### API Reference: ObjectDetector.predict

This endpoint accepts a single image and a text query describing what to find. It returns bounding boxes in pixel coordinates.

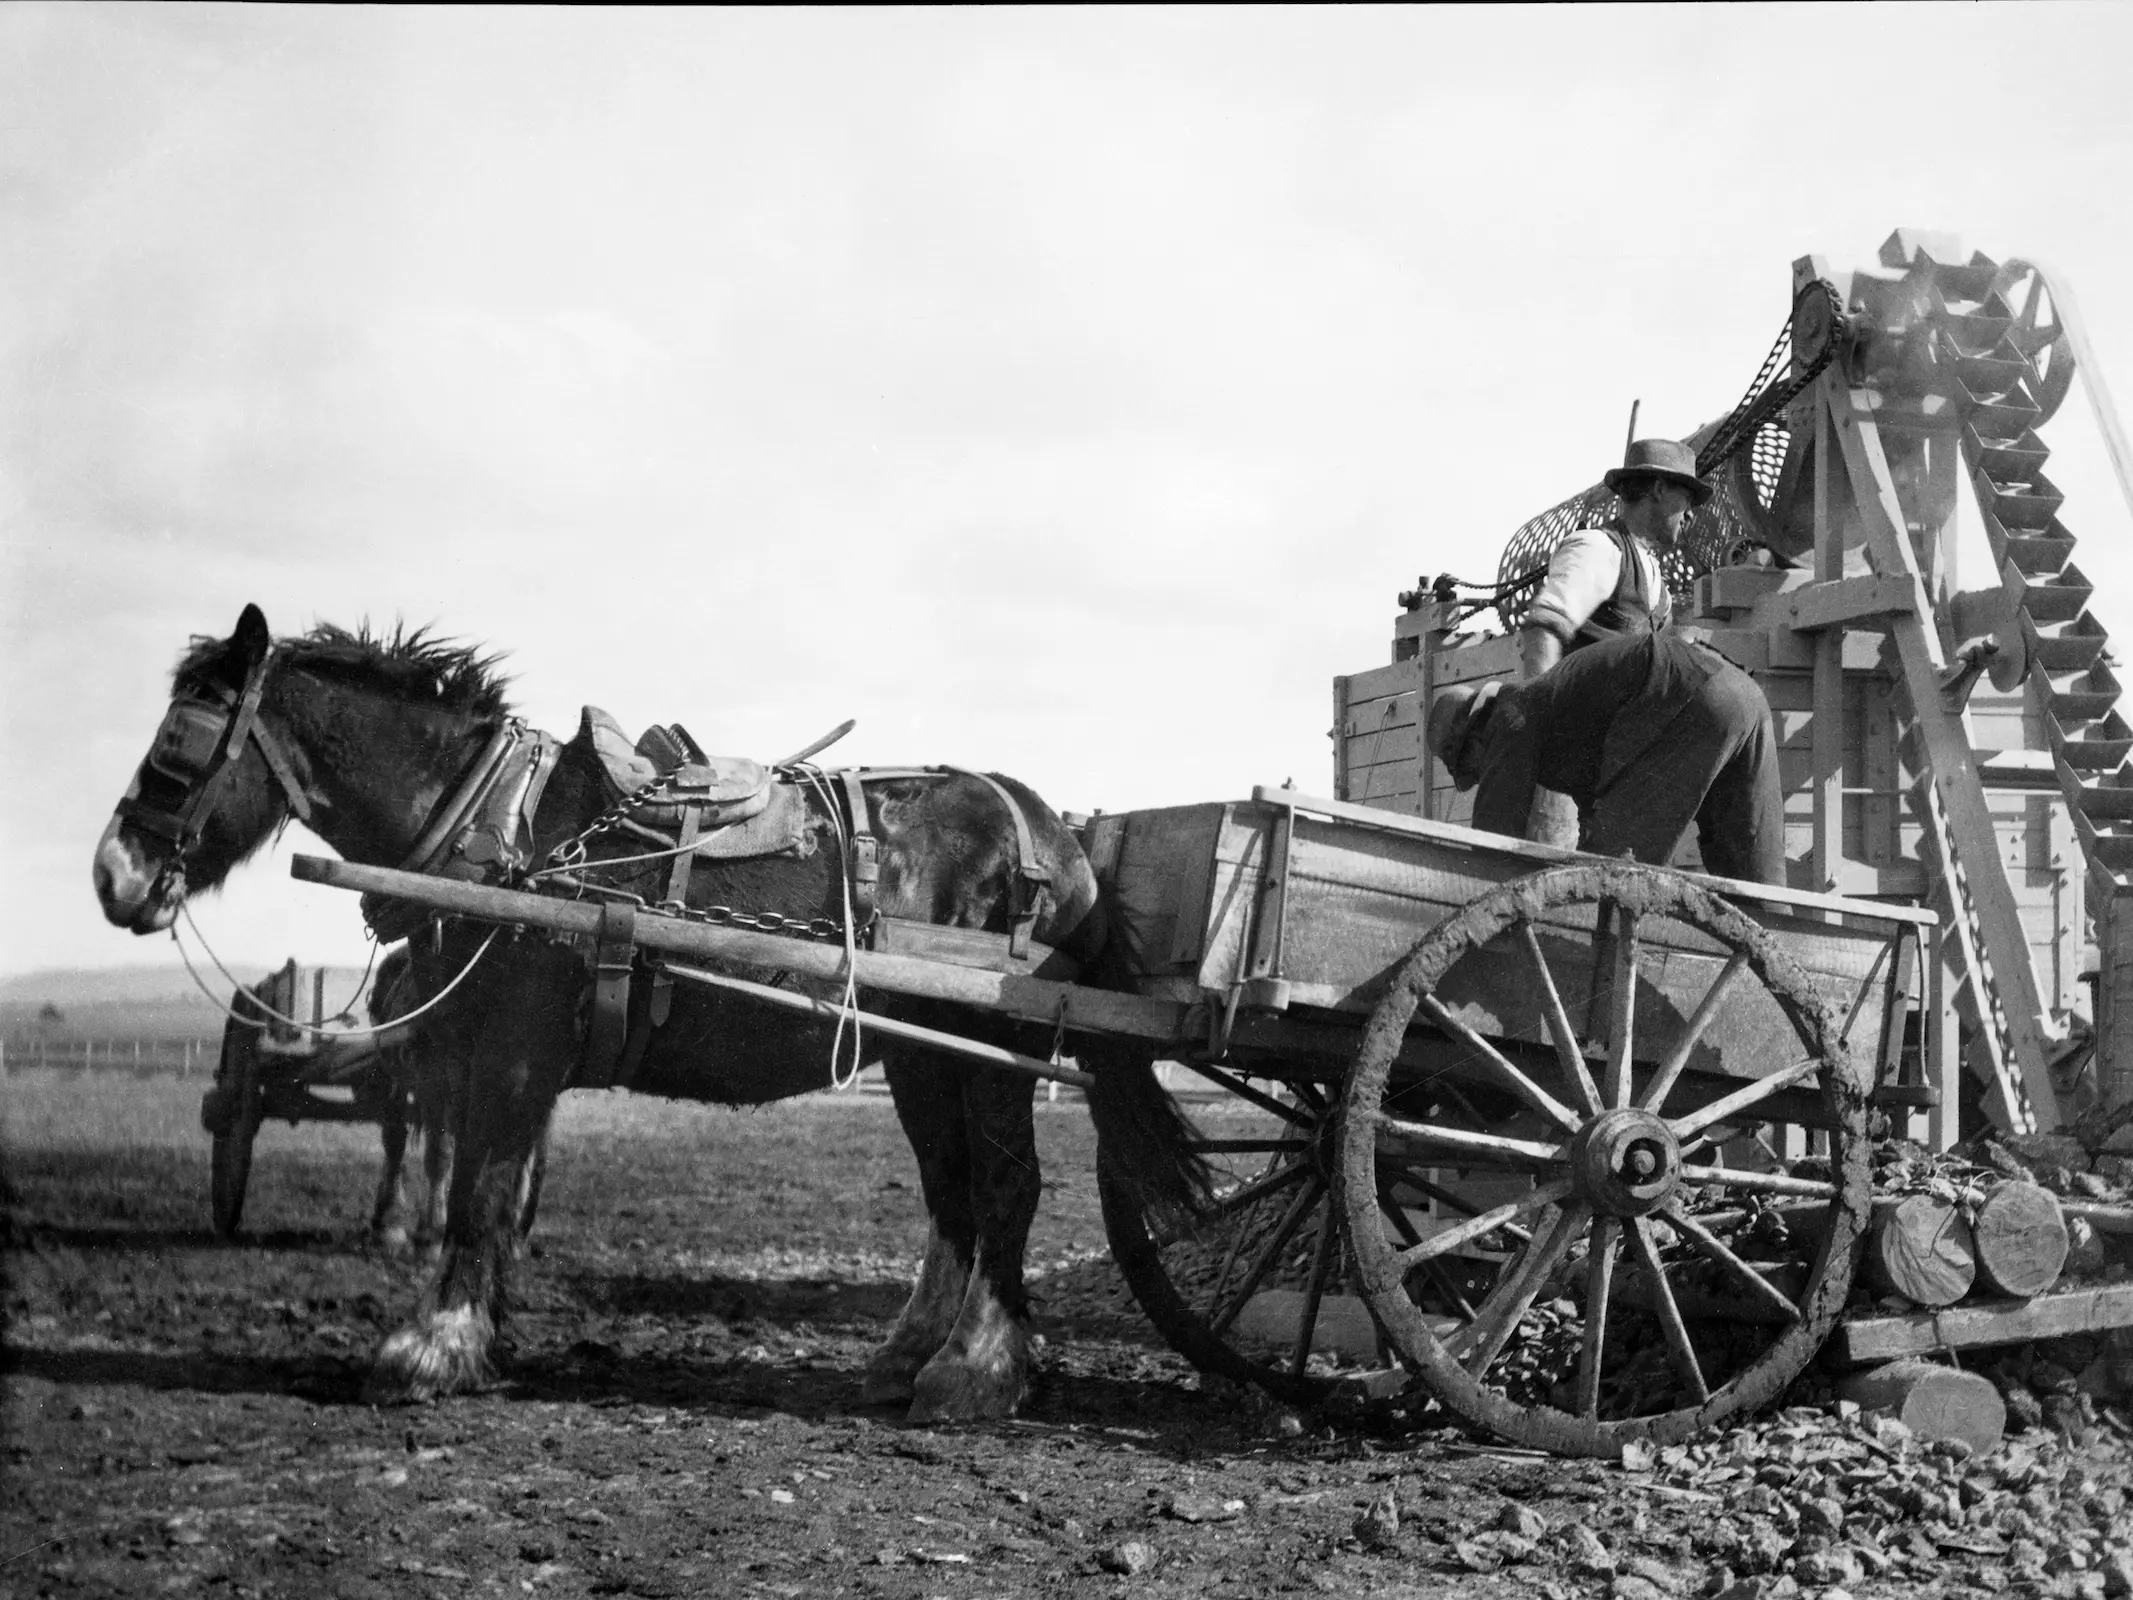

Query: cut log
[1840,1359,2006,1455]
[1865,1193,1976,1307]
[1972,1182,2069,1299]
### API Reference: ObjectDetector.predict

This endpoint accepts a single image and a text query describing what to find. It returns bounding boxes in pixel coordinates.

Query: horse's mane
[175,622,514,720]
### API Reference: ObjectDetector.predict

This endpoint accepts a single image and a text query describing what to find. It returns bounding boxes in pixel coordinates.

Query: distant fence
[2,1037,216,1076]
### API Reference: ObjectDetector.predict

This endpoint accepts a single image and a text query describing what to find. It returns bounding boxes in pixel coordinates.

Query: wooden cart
[199,960,415,1237]
[1083,787,1932,1454]
[294,788,1933,1456]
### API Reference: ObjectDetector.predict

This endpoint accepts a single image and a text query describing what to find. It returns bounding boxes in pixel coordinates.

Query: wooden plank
[1832,1282,2133,1365]
[290,855,1196,1045]
[1248,787,1937,928]
[1787,574,1917,632]
[1340,657,1433,702]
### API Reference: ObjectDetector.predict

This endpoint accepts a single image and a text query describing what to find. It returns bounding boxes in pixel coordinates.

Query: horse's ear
[232,604,271,671]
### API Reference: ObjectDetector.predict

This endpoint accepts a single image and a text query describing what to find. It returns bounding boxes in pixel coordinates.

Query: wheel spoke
[1375,1116,1564,1171]
[1290,1200,1343,1377]
[1669,1058,1822,1143]
[1519,920,1605,1118]
[1678,1163,1837,1201]
[1378,1183,1478,1319]
[1189,1138,1313,1156]
[1455,1203,1586,1378]
[1177,1059,1314,1127]
[1208,1174,1325,1338]
[1418,995,1585,1136]
[1396,1172,1533,1246]
[1660,1203,1803,1324]
[1575,1216,1619,1419]
[1198,1159,1313,1226]
[1391,1178,1576,1272]
[1637,951,1750,1114]
[1626,1215,1709,1405]
[1604,908,1641,1108]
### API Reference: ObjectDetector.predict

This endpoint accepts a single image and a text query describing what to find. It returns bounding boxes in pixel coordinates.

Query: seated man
[1426,629,1787,886]
[1520,436,1708,679]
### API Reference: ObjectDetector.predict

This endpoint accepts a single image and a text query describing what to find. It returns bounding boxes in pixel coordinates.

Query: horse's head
[95,604,316,933]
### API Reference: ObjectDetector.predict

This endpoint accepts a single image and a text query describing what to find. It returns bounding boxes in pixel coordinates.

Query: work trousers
[1471,631,1787,886]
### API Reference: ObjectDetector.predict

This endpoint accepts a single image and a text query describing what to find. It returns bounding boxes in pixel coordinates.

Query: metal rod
[657,959,1096,1089]
[1625,398,1641,457]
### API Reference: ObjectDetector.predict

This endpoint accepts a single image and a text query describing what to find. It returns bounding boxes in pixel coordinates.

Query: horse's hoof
[365,1307,496,1403]
[857,1356,920,1406]
[906,1347,1028,1424]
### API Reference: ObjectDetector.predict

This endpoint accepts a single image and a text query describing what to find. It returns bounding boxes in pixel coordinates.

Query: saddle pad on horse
[572,707,810,862]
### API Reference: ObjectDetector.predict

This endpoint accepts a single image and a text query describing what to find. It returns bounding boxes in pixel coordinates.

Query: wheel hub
[1570,1107,1682,1217]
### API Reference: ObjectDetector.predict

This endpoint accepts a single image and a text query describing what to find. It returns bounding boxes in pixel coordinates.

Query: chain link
[543,772,680,872]
[541,778,848,945]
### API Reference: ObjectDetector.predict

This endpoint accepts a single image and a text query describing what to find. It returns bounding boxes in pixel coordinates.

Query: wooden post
[2096,888,2133,1118]
[1829,382,2066,1128]
[1929,929,1961,1152]
[1811,401,1845,893]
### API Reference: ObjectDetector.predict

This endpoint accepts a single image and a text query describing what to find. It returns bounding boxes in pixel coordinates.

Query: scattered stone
[1797,1497,1846,1539]
[1353,1489,1399,1550]
[1611,1578,1669,1600]
[1163,1491,1243,1524]
[1098,1541,1157,1576]
[1453,1532,1538,1571]
[1554,1521,1615,1575]
[1495,1501,1548,1540]
[1793,1544,1865,1588]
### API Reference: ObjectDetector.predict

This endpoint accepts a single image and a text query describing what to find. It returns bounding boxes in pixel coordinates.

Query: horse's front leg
[861,1052,975,1405]
[366,944,577,1402]
[369,1093,413,1256]
[908,1061,1040,1424]
[414,1073,454,1264]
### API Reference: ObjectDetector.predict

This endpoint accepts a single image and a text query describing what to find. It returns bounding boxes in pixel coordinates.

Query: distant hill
[1,963,380,1047]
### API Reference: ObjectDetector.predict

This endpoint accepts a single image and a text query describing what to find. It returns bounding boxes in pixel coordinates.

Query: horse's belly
[624,981,842,1105]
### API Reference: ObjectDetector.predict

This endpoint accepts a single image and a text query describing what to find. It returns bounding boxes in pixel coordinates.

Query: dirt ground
[5,1070,2132,1600]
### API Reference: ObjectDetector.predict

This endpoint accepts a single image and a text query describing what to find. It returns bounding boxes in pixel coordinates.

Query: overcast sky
[7,4,2133,978]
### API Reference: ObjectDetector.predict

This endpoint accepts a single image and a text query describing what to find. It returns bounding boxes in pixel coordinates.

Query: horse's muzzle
[94,819,180,933]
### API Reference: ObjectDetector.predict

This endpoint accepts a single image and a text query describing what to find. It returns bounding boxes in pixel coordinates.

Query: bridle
[116,645,313,890]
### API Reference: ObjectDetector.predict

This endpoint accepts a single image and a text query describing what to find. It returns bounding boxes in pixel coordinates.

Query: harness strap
[579,899,638,1090]
[835,769,879,926]
[943,767,1050,960]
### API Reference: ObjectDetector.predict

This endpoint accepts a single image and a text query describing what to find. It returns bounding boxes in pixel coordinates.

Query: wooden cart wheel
[1098,1060,1346,1407]
[1338,862,1872,1456]
[206,1008,267,1238]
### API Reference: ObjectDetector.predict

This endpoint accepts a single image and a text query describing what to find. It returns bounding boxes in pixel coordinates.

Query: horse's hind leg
[860,1053,975,1405]
[367,944,576,1403]
[908,1061,1040,1424]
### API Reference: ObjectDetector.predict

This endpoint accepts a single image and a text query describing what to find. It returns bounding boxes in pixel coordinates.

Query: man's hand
[1519,626,1563,680]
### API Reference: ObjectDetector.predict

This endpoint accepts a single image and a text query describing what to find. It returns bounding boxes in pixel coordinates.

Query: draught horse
[95,606,1201,1418]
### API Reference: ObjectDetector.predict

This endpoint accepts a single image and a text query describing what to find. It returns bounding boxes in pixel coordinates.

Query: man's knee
[1698,663,1775,746]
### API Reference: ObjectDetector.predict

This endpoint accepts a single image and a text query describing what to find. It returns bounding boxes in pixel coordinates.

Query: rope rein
[172,902,499,1041]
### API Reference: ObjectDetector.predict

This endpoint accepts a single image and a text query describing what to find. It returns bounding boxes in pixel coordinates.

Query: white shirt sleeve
[1524,528,1623,643]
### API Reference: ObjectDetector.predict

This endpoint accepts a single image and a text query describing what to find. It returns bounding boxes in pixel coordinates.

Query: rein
[173,902,500,1041]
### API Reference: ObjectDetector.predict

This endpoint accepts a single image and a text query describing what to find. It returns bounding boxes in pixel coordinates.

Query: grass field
[0,1067,1114,1277]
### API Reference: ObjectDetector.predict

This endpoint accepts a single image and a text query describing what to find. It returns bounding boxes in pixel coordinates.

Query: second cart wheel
[207,1009,266,1237]
[1099,1059,1349,1406]
[1339,862,1872,1456]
